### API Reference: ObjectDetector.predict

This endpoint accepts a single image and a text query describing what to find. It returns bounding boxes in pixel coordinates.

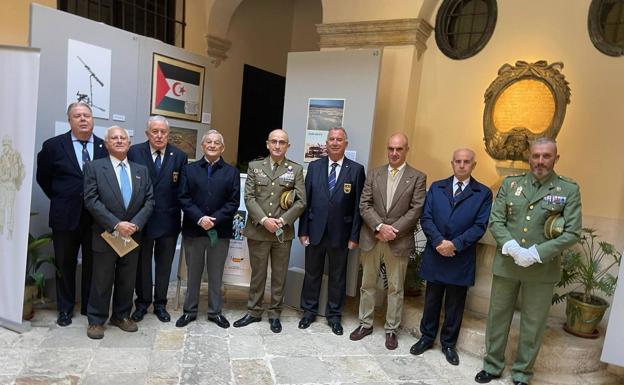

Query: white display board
[601,260,624,366]
[0,45,40,332]
[222,174,252,286]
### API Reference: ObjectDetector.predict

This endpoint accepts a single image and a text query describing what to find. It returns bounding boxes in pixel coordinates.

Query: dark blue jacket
[36,131,108,230]
[178,157,240,239]
[127,141,188,239]
[298,156,365,248]
[419,176,492,286]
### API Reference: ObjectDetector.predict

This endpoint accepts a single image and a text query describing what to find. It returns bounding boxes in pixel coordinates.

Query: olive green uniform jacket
[489,171,582,282]
[243,157,306,241]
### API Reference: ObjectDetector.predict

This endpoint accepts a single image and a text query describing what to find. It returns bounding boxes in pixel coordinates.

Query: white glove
[514,245,542,267]
[502,240,521,256]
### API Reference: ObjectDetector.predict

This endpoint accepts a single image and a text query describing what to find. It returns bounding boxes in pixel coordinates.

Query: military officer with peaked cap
[475,137,582,385]
[233,129,306,333]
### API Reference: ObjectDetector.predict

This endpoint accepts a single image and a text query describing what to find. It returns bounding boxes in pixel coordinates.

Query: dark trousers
[419,281,468,348]
[134,235,178,310]
[300,235,349,322]
[182,236,230,316]
[52,211,93,315]
[87,248,139,325]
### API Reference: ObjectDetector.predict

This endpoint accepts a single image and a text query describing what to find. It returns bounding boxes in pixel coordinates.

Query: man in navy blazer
[83,126,154,339]
[128,116,188,323]
[297,127,365,335]
[36,102,108,326]
[410,148,492,365]
[175,130,240,328]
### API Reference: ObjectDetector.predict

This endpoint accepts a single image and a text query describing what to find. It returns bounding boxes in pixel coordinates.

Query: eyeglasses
[204,140,223,146]
[268,139,289,146]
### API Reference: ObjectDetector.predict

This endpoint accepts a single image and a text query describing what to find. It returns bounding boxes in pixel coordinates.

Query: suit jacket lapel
[94,136,107,159]
[263,157,277,180]
[331,159,351,199]
[128,164,142,212]
[442,177,454,205]
[141,143,159,184]
[103,159,125,210]
[62,132,82,174]
[388,167,414,212]
[378,167,389,213]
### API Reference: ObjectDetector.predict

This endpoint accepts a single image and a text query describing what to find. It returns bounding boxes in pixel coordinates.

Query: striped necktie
[328,162,338,191]
[154,150,162,173]
[454,181,463,200]
[79,140,90,167]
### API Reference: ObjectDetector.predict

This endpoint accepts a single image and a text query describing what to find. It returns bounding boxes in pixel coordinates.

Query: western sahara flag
[154,61,200,115]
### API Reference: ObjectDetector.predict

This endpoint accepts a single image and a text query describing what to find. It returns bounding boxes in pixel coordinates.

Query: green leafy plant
[26,213,55,299]
[552,228,621,305]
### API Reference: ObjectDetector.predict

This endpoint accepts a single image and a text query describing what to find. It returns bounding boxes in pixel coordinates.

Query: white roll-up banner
[0,45,40,330]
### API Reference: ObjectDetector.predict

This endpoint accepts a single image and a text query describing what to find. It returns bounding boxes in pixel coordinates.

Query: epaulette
[284,158,301,167]
[558,175,578,185]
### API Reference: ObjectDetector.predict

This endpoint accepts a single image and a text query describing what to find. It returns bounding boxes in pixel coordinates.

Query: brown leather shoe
[385,331,398,350]
[109,317,138,332]
[349,325,373,341]
[87,324,105,339]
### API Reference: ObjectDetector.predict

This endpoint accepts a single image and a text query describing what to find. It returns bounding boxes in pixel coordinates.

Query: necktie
[207,162,213,177]
[273,162,279,176]
[454,181,463,199]
[328,162,338,192]
[79,140,90,167]
[119,163,131,209]
[390,168,398,177]
[154,150,162,173]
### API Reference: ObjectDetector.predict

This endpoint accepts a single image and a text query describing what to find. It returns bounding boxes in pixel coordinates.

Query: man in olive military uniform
[475,138,581,385]
[233,129,306,333]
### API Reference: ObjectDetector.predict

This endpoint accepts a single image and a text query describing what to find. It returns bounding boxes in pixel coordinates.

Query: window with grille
[59,0,185,47]
[589,0,624,56]
[435,0,497,60]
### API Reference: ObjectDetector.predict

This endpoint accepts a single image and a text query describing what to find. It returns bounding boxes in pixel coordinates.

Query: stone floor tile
[229,335,265,359]
[87,348,150,374]
[0,375,14,385]
[81,372,146,385]
[144,377,180,385]
[0,329,20,348]
[39,327,100,349]
[14,374,80,385]
[179,368,230,385]
[98,327,156,349]
[21,348,92,376]
[374,355,439,382]
[324,356,389,383]
[148,350,182,378]
[153,329,185,351]
[310,333,370,357]
[232,359,273,385]
[11,328,49,350]
[263,333,318,357]
[0,348,30,375]
[271,356,334,384]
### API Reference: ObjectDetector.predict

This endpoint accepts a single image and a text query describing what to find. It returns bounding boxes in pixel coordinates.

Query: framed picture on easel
[150,53,205,122]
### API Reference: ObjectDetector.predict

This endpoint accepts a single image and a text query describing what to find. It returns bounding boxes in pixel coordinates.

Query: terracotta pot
[564,292,609,338]
[22,284,38,320]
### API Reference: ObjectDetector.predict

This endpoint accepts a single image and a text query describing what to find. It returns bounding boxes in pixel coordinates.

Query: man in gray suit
[83,126,154,339]
[349,133,426,350]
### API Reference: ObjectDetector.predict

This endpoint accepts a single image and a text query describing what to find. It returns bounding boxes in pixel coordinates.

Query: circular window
[435,0,497,60]
[588,0,624,57]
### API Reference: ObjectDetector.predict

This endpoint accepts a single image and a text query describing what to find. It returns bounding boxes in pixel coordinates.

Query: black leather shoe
[57,312,72,327]
[328,321,343,335]
[269,318,282,333]
[409,339,432,355]
[513,381,528,385]
[442,346,459,366]
[475,370,501,383]
[208,314,230,329]
[175,313,196,328]
[130,308,147,322]
[233,314,262,328]
[154,307,171,322]
[298,316,314,329]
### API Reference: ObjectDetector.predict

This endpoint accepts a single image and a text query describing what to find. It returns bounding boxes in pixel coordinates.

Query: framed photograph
[304,98,345,163]
[169,126,198,160]
[151,53,205,122]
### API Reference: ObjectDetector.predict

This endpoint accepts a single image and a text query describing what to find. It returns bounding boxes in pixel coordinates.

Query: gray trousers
[182,236,230,316]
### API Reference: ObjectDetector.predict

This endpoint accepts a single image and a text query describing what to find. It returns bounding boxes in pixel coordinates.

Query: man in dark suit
[127,116,187,323]
[36,102,108,326]
[410,148,492,366]
[83,126,154,339]
[349,133,426,350]
[175,129,240,328]
[297,127,365,335]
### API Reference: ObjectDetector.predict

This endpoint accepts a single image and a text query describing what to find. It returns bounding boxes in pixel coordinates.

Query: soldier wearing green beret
[475,138,582,385]
[233,129,306,333]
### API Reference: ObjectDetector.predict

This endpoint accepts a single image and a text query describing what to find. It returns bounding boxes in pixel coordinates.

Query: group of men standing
[37,101,580,385]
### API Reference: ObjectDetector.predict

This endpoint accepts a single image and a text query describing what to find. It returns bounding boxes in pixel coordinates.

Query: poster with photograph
[169,126,198,160]
[223,210,251,284]
[304,98,345,163]
[151,53,205,122]
[66,39,111,119]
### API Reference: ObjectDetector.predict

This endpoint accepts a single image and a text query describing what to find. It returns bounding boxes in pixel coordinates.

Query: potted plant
[23,214,54,320]
[552,228,621,338]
